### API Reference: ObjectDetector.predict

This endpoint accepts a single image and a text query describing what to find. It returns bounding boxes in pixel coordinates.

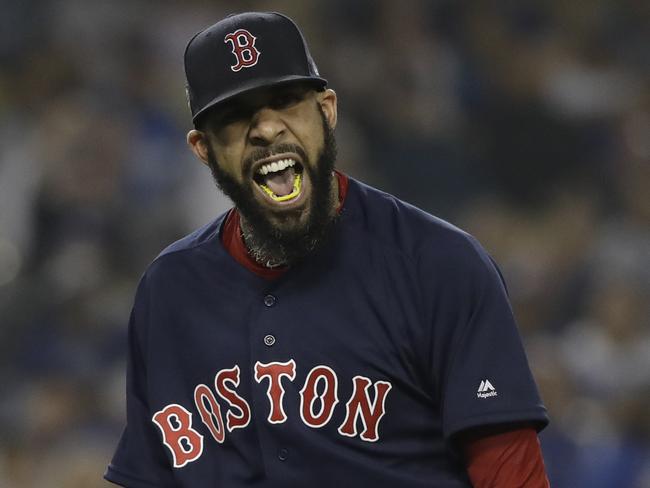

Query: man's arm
[461,424,550,487]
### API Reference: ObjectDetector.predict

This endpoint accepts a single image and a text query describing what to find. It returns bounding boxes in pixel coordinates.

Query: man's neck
[239,171,340,268]
[220,172,349,279]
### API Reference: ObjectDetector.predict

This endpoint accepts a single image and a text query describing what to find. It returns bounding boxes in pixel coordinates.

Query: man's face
[190,82,339,265]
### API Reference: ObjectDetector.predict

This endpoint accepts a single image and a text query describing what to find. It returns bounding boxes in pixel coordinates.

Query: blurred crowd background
[0,0,648,486]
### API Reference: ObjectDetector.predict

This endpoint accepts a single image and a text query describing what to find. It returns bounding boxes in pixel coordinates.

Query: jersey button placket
[262,295,277,347]
[278,448,289,461]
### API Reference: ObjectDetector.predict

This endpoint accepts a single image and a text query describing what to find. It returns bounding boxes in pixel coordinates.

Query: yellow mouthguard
[260,173,302,202]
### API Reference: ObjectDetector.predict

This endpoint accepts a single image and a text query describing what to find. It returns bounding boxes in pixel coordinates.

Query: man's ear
[187,129,210,166]
[318,89,338,130]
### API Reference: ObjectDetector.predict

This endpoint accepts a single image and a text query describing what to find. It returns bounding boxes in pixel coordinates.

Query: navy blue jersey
[106,177,548,487]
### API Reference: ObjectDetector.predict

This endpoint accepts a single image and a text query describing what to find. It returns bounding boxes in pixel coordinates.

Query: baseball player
[106,12,550,487]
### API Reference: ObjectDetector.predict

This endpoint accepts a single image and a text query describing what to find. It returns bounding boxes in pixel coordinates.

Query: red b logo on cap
[224,29,261,72]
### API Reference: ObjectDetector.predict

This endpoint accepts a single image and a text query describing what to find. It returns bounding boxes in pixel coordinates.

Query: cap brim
[193,75,327,123]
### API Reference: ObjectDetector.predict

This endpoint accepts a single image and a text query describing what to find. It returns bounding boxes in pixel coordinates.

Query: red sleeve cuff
[463,426,550,488]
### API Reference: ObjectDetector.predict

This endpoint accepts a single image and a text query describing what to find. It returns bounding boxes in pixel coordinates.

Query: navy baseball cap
[184,12,327,124]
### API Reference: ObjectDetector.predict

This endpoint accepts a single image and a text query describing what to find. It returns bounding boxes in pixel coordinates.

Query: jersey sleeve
[105,277,177,488]
[420,233,549,440]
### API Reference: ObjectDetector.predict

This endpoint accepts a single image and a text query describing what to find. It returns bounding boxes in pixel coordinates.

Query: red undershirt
[220,170,549,487]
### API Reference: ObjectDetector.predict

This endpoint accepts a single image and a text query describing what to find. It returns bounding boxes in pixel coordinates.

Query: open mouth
[253,157,304,202]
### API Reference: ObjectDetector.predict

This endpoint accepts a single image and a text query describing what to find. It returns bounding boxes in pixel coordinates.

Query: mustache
[243,143,309,175]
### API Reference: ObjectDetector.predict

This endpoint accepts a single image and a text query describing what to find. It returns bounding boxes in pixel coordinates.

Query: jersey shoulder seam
[348,178,478,265]
[146,213,228,270]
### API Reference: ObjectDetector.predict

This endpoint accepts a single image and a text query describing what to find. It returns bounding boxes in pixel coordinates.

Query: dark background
[0,1,648,486]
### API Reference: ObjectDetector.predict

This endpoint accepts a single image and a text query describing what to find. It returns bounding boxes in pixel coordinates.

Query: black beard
[207,107,338,267]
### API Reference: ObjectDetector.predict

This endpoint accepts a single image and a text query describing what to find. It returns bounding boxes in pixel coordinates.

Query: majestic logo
[477,379,497,399]
[224,29,261,72]
[152,359,392,468]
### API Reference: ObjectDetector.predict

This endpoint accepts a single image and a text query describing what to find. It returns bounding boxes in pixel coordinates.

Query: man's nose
[248,107,286,146]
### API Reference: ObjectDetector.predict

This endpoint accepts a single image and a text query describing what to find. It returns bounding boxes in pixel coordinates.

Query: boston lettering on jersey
[152,359,392,468]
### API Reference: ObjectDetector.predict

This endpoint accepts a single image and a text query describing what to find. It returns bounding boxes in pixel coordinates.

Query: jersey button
[278,448,289,461]
[264,334,276,347]
[263,294,276,307]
